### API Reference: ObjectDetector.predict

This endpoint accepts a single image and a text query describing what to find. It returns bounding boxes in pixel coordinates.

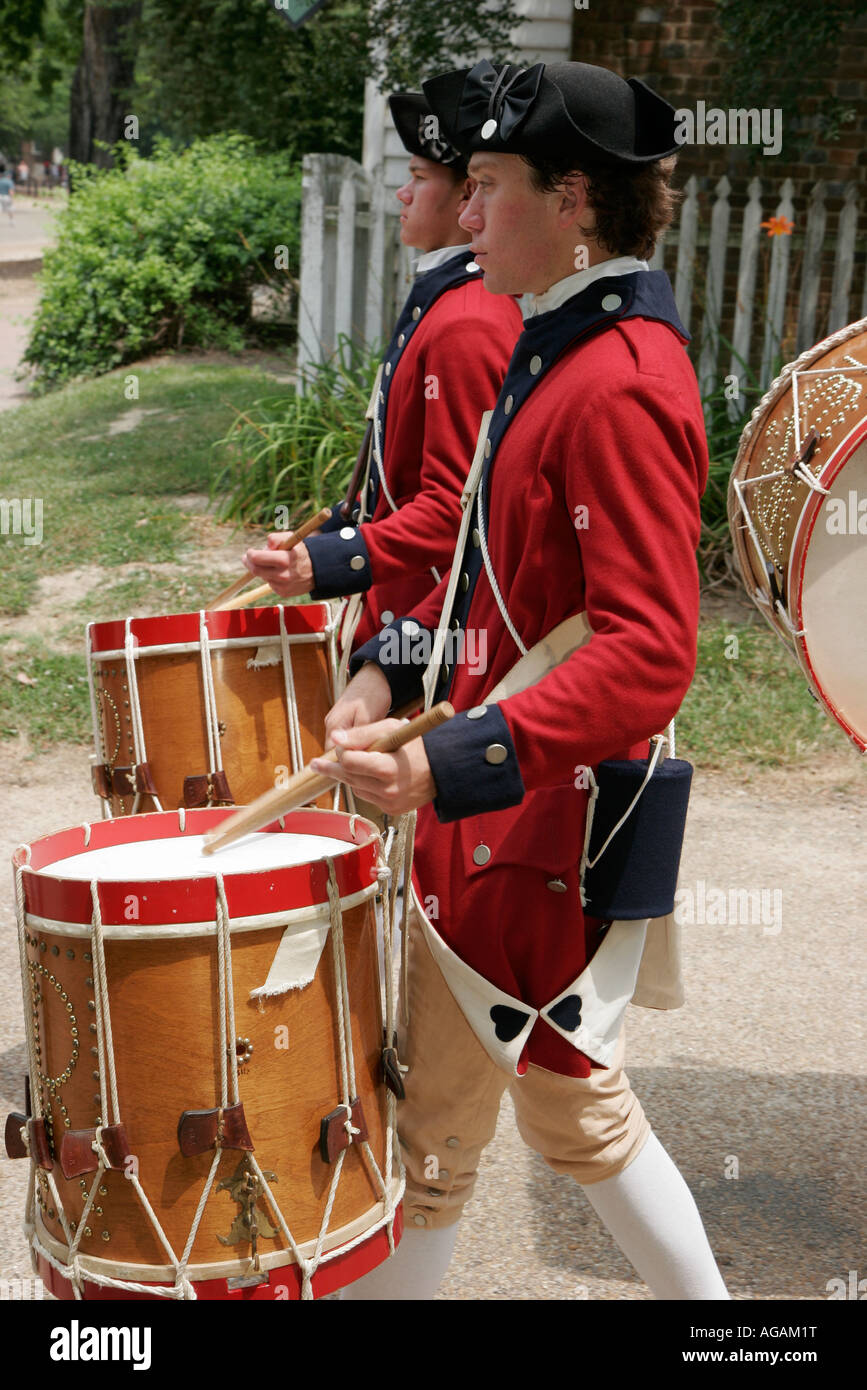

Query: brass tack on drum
[95,1206,103,1215]
[83,953,92,963]
[87,1001,95,1011]
[99,1185,108,1196]
[39,941,46,952]
[91,1046,99,1057]
[93,1095,101,1105]
[89,1024,97,1034]
[84,1227,92,1238]
[51,945,59,956]
[85,977,93,987]
[48,975,55,985]
[66,949,75,960]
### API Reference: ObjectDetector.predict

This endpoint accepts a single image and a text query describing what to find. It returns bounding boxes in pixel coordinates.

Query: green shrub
[24,134,302,391]
[212,337,383,530]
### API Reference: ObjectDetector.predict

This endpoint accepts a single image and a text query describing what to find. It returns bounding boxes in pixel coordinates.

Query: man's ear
[456,174,474,211]
[558,173,589,227]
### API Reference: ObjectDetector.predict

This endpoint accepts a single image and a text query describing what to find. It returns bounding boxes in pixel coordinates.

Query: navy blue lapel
[432,270,688,701]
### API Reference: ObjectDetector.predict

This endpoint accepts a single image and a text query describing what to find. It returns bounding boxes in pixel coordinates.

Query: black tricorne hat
[421,60,679,167]
[388,92,469,173]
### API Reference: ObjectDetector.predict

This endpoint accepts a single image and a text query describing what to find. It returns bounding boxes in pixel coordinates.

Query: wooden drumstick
[202,701,454,854]
[208,506,332,612]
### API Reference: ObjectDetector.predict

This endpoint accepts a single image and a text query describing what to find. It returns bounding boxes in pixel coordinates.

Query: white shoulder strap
[423,412,492,709]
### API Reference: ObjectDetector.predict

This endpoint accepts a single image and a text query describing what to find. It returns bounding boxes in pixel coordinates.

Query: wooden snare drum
[87,604,340,815]
[728,318,867,750]
[5,808,403,1300]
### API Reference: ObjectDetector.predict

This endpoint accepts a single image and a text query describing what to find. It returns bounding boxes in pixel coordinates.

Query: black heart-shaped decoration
[489,1004,531,1042]
[547,995,582,1032]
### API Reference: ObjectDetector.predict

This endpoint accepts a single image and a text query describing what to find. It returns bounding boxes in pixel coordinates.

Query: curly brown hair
[523,154,680,260]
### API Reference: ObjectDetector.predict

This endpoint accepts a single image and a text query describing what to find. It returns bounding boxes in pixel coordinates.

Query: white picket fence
[297,154,867,403]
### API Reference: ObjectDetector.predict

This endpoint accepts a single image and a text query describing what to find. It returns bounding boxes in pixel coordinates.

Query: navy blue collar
[481,270,687,509]
[367,251,482,514]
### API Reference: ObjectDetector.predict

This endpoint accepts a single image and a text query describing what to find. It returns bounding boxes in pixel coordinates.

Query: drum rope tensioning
[728,316,867,751]
[6,809,406,1300]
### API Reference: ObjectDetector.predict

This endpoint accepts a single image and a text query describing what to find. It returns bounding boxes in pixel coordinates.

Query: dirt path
[0,733,862,1299]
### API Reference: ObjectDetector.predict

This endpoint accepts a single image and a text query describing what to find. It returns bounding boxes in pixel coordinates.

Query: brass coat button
[485,744,507,765]
[472,844,491,866]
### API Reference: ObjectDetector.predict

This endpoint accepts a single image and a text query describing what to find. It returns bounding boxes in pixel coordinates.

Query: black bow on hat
[453,59,544,145]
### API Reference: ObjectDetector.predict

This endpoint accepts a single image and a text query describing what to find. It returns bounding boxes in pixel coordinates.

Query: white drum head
[795,433,867,748]
[40,832,354,882]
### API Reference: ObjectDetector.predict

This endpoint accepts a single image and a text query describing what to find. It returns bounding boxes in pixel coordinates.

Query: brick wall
[570,0,866,359]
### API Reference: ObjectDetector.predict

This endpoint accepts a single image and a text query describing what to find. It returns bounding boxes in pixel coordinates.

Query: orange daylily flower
[761,216,795,237]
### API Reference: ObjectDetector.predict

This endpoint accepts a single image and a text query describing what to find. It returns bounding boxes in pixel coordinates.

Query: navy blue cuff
[318,503,349,534]
[307,525,372,599]
[423,703,525,823]
[349,617,429,711]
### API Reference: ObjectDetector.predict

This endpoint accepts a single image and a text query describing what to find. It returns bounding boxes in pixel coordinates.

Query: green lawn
[0,359,289,618]
[677,619,862,771]
[0,358,287,745]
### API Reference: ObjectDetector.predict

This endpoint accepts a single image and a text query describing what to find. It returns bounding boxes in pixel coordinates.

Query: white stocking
[581,1130,729,1299]
[338,1222,461,1300]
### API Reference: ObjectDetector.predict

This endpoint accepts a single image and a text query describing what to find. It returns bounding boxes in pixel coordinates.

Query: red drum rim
[14,807,381,930]
[791,415,867,752]
[34,1204,403,1301]
[87,603,334,654]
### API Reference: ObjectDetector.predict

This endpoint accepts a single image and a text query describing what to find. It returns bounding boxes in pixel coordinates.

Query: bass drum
[728,318,867,750]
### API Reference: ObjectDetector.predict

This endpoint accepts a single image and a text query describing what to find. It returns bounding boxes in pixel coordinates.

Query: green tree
[0,0,521,165]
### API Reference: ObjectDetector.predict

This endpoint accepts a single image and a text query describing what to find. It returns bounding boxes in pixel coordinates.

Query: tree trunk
[69,3,142,171]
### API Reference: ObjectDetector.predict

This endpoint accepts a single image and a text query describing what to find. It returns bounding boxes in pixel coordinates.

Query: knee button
[412,1213,428,1227]
[445,1136,460,1149]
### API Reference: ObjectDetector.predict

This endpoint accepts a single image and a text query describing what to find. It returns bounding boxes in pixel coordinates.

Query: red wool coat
[373,274,709,1075]
[305,256,522,652]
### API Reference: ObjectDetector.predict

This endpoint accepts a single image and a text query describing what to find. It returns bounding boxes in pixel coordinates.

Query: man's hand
[311,719,436,815]
[324,664,392,748]
[242,533,315,597]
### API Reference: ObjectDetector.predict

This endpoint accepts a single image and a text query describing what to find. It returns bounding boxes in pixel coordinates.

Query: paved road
[0,739,862,1300]
[0,193,64,412]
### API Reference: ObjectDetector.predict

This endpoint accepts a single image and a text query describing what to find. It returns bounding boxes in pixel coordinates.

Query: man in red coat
[242,93,522,654]
[315,61,729,1300]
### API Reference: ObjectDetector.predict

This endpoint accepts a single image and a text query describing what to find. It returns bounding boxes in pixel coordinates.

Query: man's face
[396,156,470,253]
[460,153,573,296]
